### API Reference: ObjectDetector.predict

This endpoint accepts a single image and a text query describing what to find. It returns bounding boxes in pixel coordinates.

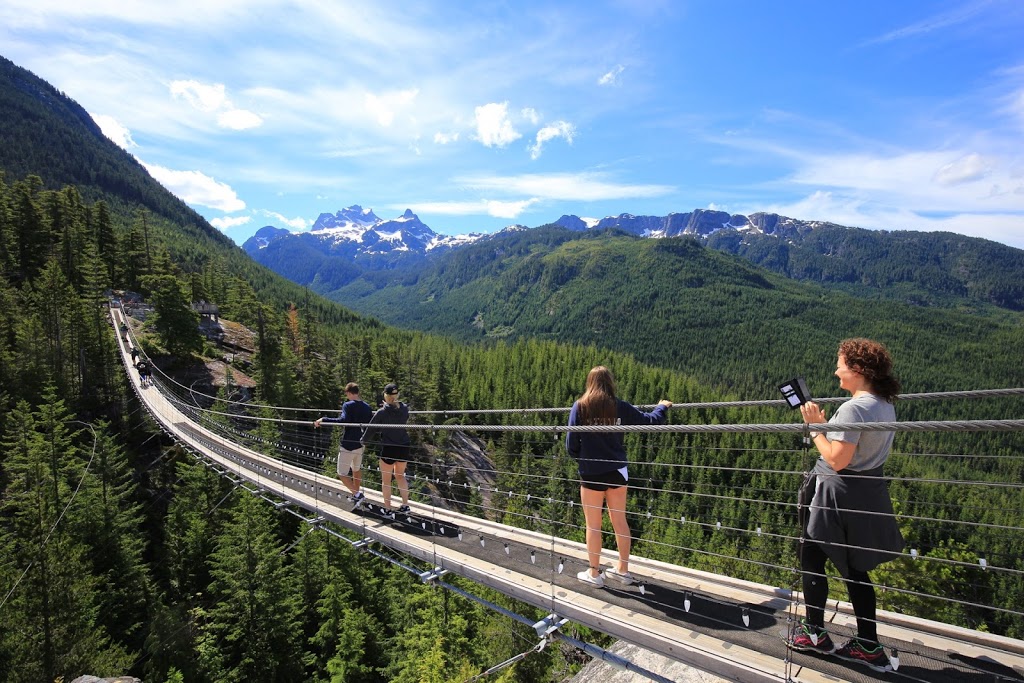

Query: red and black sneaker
[835,639,892,672]
[787,621,835,654]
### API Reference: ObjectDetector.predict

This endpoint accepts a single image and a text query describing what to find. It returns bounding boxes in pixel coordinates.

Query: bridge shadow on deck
[405,514,1023,683]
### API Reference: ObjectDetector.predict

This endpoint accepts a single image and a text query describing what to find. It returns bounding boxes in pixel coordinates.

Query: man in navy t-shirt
[315,382,373,504]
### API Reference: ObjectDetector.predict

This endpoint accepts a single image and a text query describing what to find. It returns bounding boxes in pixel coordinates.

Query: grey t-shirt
[822,393,896,472]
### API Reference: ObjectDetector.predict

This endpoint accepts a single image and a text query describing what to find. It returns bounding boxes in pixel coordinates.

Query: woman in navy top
[566,366,671,588]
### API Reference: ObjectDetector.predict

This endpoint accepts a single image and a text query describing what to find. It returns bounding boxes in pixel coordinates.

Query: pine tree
[0,173,17,280]
[11,175,48,285]
[197,492,305,682]
[0,394,132,681]
[164,458,227,604]
[75,423,152,655]
[143,273,202,358]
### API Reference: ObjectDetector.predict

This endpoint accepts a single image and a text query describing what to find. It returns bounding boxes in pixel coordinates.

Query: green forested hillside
[327,226,1024,395]
[706,223,1024,311]
[0,55,367,332]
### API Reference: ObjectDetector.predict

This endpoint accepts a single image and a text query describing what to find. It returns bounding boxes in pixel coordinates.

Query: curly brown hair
[838,338,901,402]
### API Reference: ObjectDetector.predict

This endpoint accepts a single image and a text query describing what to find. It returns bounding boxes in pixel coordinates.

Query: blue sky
[2,1,1024,248]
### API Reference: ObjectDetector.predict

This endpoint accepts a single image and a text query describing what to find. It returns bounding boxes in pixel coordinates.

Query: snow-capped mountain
[240,204,850,297]
[554,208,833,240]
[244,206,487,261]
[243,205,836,265]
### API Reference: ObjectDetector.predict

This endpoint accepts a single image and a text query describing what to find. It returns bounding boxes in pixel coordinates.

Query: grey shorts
[337,446,364,477]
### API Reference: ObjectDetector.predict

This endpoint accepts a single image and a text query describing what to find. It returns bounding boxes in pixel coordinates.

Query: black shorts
[380,444,411,465]
[580,468,628,492]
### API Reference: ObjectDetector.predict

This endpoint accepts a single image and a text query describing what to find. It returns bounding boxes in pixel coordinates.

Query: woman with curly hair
[788,338,905,673]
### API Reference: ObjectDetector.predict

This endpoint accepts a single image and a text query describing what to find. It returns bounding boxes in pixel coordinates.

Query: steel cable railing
[141,371,1024,637]
[114,305,1024,652]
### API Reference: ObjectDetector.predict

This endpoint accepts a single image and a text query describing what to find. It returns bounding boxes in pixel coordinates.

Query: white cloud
[859,1,989,47]
[1004,88,1024,128]
[529,120,575,159]
[787,150,1024,212]
[485,198,540,218]
[91,113,135,148]
[409,198,540,219]
[142,163,246,212]
[433,131,459,144]
[934,153,992,186]
[210,215,251,231]
[365,88,419,127]
[598,65,625,86]
[762,191,1024,249]
[521,107,539,125]
[171,80,227,112]
[170,79,264,131]
[460,172,674,201]
[259,209,309,232]
[473,102,521,147]
[217,109,264,130]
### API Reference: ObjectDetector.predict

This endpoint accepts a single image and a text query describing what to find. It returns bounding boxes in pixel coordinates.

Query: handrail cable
[113,307,1024,662]
[167,395,1024,569]
[168,417,1024,580]
[115,304,1024,418]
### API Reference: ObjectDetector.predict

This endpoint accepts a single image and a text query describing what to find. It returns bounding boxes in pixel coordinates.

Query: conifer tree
[11,175,48,285]
[91,200,117,283]
[0,173,16,279]
[197,492,304,682]
[0,394,132,681]
[76,423,152,655]
[164,458,227,604]
[30,259,80,395]
[143,273,202,358]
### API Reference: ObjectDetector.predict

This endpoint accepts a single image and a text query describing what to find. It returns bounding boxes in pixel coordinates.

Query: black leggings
[800,541,878,643]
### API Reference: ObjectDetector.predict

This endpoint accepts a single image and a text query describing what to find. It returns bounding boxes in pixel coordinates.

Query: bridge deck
[113,307,1024,683]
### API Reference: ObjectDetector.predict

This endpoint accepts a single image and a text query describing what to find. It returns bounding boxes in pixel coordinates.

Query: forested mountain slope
[0,55,366,330]
[325,225,1024,394]
[245,201,1024,315]
[705,222,1024,311]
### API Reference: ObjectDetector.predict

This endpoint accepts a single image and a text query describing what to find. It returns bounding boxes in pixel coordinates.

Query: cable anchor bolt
[532,613,568,640]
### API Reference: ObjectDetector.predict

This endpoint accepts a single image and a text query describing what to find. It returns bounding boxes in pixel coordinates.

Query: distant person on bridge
[135,358,152,388]
[566,366,672,588]
[362,383,412,515]
[790,338,904,673]
[314,382,373,506]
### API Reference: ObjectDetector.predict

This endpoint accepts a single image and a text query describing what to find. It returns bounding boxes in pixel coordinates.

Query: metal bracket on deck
[532,613,568,639]
[419,566,450,583]
[352,537,374,549]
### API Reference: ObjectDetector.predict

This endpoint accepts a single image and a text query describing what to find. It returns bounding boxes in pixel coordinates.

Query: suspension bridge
[112,305,1024,683]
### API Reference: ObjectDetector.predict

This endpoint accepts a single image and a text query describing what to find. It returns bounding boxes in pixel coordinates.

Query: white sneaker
[576,569,604,587]
[605,568,636,585]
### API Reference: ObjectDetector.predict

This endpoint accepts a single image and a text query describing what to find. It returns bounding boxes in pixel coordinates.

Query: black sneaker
[397,505,410,514]
[351,491,365,505]
[787,621,835,654]
[835,639,892,672]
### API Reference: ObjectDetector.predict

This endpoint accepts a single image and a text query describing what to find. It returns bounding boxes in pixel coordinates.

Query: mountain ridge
[245,205,1024,312]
